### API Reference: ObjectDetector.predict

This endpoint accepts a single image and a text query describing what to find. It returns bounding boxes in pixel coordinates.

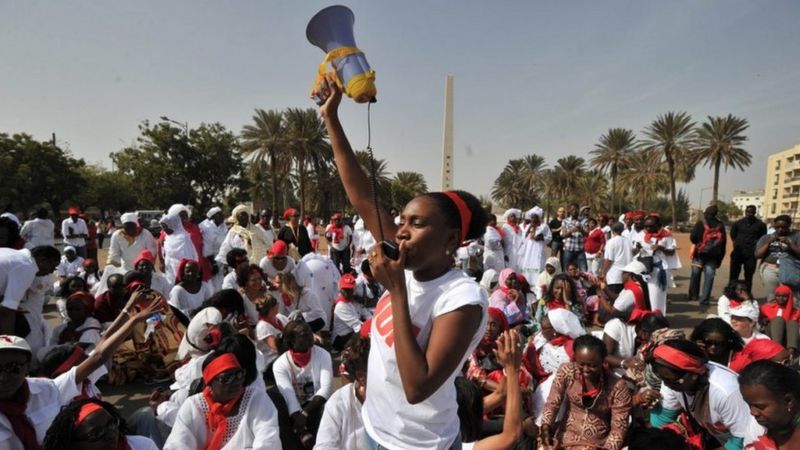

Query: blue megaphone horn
[306,5,376,104]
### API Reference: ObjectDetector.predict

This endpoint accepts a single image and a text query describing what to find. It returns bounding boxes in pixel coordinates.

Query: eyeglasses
[213,369,245,386]
[75,416,120,442]
[0,360,28,376]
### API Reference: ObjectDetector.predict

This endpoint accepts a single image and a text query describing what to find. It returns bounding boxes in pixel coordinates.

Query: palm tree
[694,114,751,205]
[618,149,670,209]
[390,171,428,208]
[641,112,696,230]
[241,109,287,216]
[284,108,330,215]
[551,155,586,203]
[590,128,635,215]
[353,149,392,208]
[577,170,610,213]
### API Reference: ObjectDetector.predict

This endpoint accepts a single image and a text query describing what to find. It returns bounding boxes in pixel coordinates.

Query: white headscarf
[730,302,759,322]
[531,206,543,219]
[168,203,189,218]
[503,208,522,221]
[159,212,197,260]
[547,309,585,339]
[480,269,499,291]
[1,212,20,226]
[206,207,222,219]
[120,212,139,224]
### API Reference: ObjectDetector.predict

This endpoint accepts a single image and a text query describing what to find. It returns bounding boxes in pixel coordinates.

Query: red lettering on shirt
[373,294,420,347]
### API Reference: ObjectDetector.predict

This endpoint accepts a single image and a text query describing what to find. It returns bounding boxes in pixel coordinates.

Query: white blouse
[315,383,365,450]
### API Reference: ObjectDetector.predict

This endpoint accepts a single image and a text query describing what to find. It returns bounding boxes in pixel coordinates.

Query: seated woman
[332,273,372,351]
[534,273,582,329]
[273,271,327,333]
[259,240,296,279]
[739,360,800,449]
[690,317,745,368]
[55,275,88,323]
[79,258,102,293]
[272,320,333,448]
[565,261,602,326]
[489,269,526,327]
[221,248,249,290]
[42,398,158,450]
[164,347,280,450]
[131,249,172,297]
[177,289,247,361]
[717,280,756,324]
[46,292,102,356]
[168,258,212,322]
[535,257,561,300]
[235,263,267,325]
[728,303,768,345]
[527,308,585,425]
[539,334,632,450]
[760,285,799,357]
[255,296,287,368]
[93,273,128,326]
[315,334,370,450]
[649,339,763,450]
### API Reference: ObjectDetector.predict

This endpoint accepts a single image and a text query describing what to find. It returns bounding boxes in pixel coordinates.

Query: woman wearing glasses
[43,398,157,450]
[649,339,762,450]
[690,318,745,368]
[164,349,280,450]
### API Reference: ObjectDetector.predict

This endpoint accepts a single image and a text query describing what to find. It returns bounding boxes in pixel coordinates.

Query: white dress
[517,223,552,285]
[482,226,505,273]
[169,283,213,319]
[501,224,523,271]
[315,383,366,450]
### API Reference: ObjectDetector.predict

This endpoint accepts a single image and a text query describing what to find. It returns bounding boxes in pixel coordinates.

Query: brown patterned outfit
[541,362,632,450]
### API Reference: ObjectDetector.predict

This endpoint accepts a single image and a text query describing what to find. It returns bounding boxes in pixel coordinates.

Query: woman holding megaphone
[316,76,491,450]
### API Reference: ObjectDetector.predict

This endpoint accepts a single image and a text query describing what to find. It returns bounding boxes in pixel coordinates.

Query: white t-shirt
[107,229,158,271]
[198,219,227,258]
[53,363,107,404]
[259,256,296,279]
[603,318,636,359]
[315,383,365,450]
[362,268,489,450]
[164,383,280,450]
[61,217,88,247]
[325,225,352,252]
[128,435,159,450]
[56,255,84,278]
[273,345,334,415]
[0,378,64,449]
[0,248,38,310]
[255,314,288,365]
[333,301,372,339]
[612,289,637,313]
[603,235,632,285]
[20,218,55,248]
[222,271,237,290]
[660,362,764,446]
[168,284,212,319]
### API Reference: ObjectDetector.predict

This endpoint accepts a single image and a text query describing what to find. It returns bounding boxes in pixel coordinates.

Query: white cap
[730,302,759,322]
[0,213,20,226]
[64,246,76,254]
[0,335,32,355]
[167,204,188,217]
[120,212,139,224]
[206,207,222,219]
[503,208,522,220]
[622,260,648,276]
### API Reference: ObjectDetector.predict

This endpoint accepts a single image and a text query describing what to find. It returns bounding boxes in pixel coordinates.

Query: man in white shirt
[324,213,353,274]
[61,207,88,258]
[55,246,84,282]
[0,246,60,334]
[107,212,158,271]
[19,208,55,249]
[199,207,228,291]
[600,222,632,294]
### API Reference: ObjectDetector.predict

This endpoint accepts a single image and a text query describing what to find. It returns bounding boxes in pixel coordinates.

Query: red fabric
[644,226,672,243]
[546,299,568,311]
[74,402,104,428]
[728,298,743,309]
[0,381,40,450]
[67,291,95,314]
[205,329,223,349]
[281,293,293,308]
[584,228,606,254]
[268,240,288,257]
[290,349,312,368]
[580,374,599,398]
[698,223,724,254]
[493,226,505,238]
[338,273,356,290]
[327,223,345,243]
[729,339,785,373]
[183,222,211,282]
[283,208,298,220]
[359,318,372,338]
[68,207,80,215]
[334,295,352,306]
[749,435,778,450]
[51,345,86,377]
[133,249,155,267]
[624,280,651,324]
[627,210,646,220]
[653,345,707,374]
[85,221,98,251]
[174,258,198,284]
[443,192,472,242]
[202,353,241,384]
[259,315,284,332]
[761,285,799,321]
[202,385,245,450]
[487,307,509,332]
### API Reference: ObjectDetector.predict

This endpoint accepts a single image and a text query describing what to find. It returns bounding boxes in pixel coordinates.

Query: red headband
[653,345,707,375]
[202,353,241,384]
[443,192,472,242]
[51,345,86,378]
[74,402,104,429]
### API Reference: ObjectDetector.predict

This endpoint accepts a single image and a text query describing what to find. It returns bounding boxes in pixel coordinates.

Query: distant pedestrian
[729,205,766,292]
[689,205,727,306]
[61,207,88,258]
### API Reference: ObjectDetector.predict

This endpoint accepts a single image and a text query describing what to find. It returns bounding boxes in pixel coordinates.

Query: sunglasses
[213,369,245,386]
[76,416,120,442]
[0,360,27,376]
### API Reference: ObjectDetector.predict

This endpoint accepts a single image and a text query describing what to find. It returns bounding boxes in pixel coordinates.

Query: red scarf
[334,295,352,306]
[761,286,799,321]
[328,224,344,243]
[202,386,245,450]
[290,349,312,368]
[508,223,520,234]
[546,298,568,311]
[281,293,293,308]
[0,381,40,450]
[493,226,505,238]
[259,315,284,332]
[644,226,671,243]
[624,280,651,324]
[580,373,600,398]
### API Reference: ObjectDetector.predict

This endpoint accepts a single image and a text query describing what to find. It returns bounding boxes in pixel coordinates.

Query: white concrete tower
[440,74,454,191]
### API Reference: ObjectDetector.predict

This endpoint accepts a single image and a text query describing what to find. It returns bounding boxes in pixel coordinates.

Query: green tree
[694,114,751,205]
[74,165,138,216]
[353,150,392,209]
[641,112,696,230]
[390,171,428,208]
[590,128,635,214]
[490,154,547,209]
[284,108,330,215]
[618,149,670,209]
[0,133,86,214]
[576,170,609,213]
[551,155,587,205]
[241,109,289,216]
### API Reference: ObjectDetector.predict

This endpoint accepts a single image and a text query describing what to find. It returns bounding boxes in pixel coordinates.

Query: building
[731,190,764,218]
[763,143,800,221]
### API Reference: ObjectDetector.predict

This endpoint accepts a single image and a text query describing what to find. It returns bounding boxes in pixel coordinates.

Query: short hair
[193,289,245,317]
[628,426,691,450]
[739,359,800,401]
[574,334,608,358]
[0,217,20,247]
[236,264,263,288]
[775,214,792,225]
[341,334,370,379]
[611,221,625,234]
[225,248,249,268]
[57,275,86,298]
[31,245,61,263]
[639,313,670,333]
[282,319,312,351]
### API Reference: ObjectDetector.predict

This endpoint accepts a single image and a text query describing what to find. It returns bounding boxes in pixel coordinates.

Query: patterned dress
[541,362,632,450]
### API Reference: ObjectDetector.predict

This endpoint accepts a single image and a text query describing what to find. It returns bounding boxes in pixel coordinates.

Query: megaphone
[306,5,376,104]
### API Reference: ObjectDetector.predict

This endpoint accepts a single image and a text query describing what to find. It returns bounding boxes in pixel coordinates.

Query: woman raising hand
[318,76,490,450]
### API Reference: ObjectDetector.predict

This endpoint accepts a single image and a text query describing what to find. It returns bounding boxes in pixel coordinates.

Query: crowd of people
[0,78,798,450]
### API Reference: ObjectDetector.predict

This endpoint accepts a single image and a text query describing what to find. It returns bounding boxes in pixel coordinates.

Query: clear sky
[2,1,798,209]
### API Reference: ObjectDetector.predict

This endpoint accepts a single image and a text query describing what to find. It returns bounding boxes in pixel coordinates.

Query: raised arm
[317,76,397,243]
[475,330,523,450]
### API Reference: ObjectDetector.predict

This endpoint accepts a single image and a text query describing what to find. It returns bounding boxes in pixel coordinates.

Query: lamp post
[160,115,189,138]
[697,186,713,222]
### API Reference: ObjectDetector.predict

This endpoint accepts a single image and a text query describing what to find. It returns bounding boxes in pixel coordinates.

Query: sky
[1,1,799,210]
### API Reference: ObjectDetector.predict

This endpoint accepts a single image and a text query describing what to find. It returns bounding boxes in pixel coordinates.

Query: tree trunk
[298,154,306,217]
[667,150,678,230]
[712,158,721,206]
[270,151,278,217]
[610,165,617,215]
